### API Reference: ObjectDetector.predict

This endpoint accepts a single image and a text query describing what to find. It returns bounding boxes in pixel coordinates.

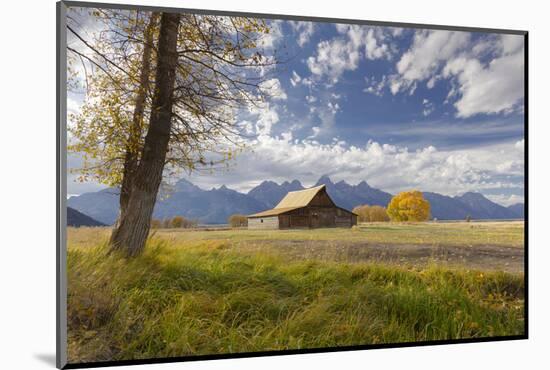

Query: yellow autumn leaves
[386,190,431,222]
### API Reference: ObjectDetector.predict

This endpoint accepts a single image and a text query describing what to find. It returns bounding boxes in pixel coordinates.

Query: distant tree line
[352,205,390,222]
[151,216,198,229]
[228,214,248,228]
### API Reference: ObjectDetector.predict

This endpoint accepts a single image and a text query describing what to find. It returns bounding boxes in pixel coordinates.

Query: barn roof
[247,184,355,219]
[274,184,326,209]
[247,207,302,218]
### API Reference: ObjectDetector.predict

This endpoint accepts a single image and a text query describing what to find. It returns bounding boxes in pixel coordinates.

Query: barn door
[311,212,319,228]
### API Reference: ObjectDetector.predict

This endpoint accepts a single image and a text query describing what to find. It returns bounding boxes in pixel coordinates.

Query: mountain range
[67,206,105,227]
[67,175,524,225]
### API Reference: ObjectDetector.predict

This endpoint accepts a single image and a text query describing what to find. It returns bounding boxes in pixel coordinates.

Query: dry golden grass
[69,221,524,250]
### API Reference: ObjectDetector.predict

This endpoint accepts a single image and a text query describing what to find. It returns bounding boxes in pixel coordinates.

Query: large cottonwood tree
[67,8,278,255]
[109,12,181,255]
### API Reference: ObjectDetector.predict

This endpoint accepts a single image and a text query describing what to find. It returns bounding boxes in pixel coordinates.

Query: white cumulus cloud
[289,21,316,47]
[443,49,524,117]
[259,78,287,100]
[188,135,525,199]
[307,24,394,83]
[392,30,524,118]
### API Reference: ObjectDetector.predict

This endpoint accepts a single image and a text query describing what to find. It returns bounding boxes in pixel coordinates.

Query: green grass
[67,231,525,363]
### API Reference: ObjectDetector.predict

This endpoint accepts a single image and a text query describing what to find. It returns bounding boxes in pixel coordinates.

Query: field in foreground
[67,222,525,363]
[69,221,525,272]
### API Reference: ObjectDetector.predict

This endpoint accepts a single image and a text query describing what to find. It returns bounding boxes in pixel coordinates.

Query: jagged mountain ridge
[247,179,304,208]
[68,179,269,225]
[67,175,523,225]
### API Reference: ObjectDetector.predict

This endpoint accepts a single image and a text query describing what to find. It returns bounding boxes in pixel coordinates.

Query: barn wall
[279,215,291,229]
[308,190,335,207]
[335,207,357,227]
[248,209,356,229]
[248,216,279,230]
[335,215,352,227]
[309,207,337,228]
[286,208,310,228]
[310,206,357,228]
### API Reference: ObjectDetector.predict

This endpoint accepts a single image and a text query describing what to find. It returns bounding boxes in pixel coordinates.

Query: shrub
[151,219,162,229]
[352,205,390,222]
[171,216,184,228]
[169,216,198,229]
[157,216,198,229]
[228,214,248,228]
[352,205,368,222]
[369,205,390,222]
[181,217,198,229]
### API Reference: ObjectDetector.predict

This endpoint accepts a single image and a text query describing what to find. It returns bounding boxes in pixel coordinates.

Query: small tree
[163,218,171,229]
[387,190,430,222]
[466,215,472,222]
[171,216,184,228]
[228,214,248,228]
[151,219,162,229]
[181,217,198,229]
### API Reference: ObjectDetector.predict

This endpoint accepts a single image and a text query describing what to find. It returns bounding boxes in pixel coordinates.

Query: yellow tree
[387,191,431,222]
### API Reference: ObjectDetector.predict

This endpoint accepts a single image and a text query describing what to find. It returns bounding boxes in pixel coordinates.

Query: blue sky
[67,11,525,206]
[252,22,524,149]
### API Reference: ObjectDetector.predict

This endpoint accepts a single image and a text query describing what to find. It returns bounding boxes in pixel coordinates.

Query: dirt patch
[236,240,524,274]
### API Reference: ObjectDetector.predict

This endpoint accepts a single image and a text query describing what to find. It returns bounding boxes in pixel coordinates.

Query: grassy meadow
[67,222,525,363]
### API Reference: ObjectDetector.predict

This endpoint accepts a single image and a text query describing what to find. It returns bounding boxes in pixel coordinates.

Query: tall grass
[67,238,524,363]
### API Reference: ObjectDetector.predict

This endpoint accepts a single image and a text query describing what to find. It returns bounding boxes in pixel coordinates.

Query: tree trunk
[115,12,159,230]
[110,12,180,256]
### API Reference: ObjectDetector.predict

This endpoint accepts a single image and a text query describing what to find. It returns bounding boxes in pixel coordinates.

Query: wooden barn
[247,184,358,230]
